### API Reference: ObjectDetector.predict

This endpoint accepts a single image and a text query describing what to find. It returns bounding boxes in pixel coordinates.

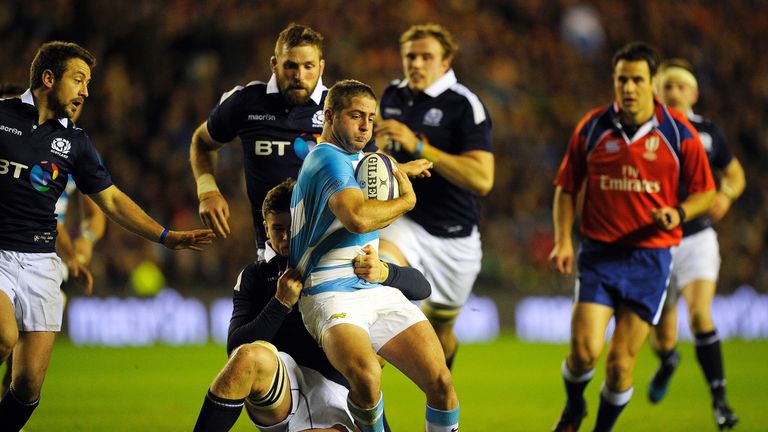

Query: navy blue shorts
[575,238,672,324]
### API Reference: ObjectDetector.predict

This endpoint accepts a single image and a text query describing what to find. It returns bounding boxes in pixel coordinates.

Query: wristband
[80,228,98,243]
[196,173,220,197]
[720,184,738,200]
[413,139,424,158]
[675,205,686,223]
[159,227,170,244]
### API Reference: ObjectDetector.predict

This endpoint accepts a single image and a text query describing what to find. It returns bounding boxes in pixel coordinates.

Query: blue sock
[348,392,384,432]
[426,404,459,432]
[562,359,593,414]
[594,383,633,432]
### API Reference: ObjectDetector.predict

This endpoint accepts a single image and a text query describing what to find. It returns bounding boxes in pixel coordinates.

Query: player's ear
[324,108,334,126]
[318,58,325,77]
[42,69,56,89]
[263,220,270,240]
[270,56,278,73]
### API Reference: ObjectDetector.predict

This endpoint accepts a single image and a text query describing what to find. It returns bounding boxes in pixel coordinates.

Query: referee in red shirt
[549,42,715,432]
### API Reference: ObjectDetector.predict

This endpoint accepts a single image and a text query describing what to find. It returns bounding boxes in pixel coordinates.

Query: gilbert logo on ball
[355,153,399,200]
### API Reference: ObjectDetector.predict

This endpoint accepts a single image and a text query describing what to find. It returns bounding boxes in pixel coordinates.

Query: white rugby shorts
[248,351,356,432]
[299,286,426,352]
[379,216,482,309]
[670,227,721,290]
[0,250,65,331]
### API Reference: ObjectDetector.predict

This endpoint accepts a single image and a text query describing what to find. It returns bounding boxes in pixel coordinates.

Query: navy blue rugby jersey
[228,245,346,386]
[680,112,733,236]
[206,75,327,249]
[0,90,112,253]
[379,69,493,238]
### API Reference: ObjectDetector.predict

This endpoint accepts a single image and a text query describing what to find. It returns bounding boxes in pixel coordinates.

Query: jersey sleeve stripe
[450,83,487,125]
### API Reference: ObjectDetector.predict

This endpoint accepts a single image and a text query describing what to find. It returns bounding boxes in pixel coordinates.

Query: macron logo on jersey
[248,114,277,121]
[50,138,71,159]
[0,124,22,136]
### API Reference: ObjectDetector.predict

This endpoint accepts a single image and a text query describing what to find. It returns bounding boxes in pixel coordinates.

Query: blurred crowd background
[2,0,766,299]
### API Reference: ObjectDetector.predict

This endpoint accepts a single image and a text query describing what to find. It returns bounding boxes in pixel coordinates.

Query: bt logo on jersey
[0,158,29,178]
[254,140,291,156]
[253,135,319,160]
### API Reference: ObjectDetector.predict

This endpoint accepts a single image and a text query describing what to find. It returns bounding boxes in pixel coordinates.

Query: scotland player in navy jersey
[375,23,494,371]
[0,41,214,432]
[0,87,105,398]
[648,59,744,429]
[190,23,329,256]
[193,179,431,432]
[291,79,457,432]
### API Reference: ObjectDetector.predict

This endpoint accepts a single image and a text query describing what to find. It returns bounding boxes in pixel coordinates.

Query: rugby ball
[355,153,399,200]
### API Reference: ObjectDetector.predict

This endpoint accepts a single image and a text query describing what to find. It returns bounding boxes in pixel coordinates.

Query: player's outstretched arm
[328,169,416,234]
[190,122,231,238]
[89,185,215,250]
[397,159,433,179]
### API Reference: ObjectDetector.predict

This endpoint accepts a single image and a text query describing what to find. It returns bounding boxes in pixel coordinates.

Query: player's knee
[229,342,278,379]
[653,327,677,352]
[424,367,454,400]
[605,354,635,386]
[570,342,600,370]
[688,308,713,333]
[342,357,382,395]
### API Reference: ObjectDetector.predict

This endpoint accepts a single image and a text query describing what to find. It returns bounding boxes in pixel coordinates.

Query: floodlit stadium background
[3,1,768,430]
[2,0,766,342]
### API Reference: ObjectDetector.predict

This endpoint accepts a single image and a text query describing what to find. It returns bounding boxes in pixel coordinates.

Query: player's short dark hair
[275,23,324,59]
[29,41,96,90]
[324,79,376,115]
[0,83,26,98]
[612,42,660,76]
[262,178,295,219]
[400,23,458,60]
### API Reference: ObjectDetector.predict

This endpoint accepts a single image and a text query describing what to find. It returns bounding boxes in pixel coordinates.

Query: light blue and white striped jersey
[290,143,380,296]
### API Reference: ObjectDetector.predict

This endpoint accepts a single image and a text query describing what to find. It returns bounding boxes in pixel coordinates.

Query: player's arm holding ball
[329,167,415,234]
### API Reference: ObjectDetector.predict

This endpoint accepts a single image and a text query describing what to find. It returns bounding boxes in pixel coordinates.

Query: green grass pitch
[12,333,767,431]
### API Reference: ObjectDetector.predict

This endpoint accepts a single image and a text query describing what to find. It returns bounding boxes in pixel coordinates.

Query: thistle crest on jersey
[51,137,71,158]
[422,108,443,127]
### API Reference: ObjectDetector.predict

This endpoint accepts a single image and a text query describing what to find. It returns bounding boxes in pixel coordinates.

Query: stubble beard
[282,84,311,106]
[47,88,74,119]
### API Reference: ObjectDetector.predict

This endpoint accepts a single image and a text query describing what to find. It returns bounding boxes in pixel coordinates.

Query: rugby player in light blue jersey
[290,79,459,432]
